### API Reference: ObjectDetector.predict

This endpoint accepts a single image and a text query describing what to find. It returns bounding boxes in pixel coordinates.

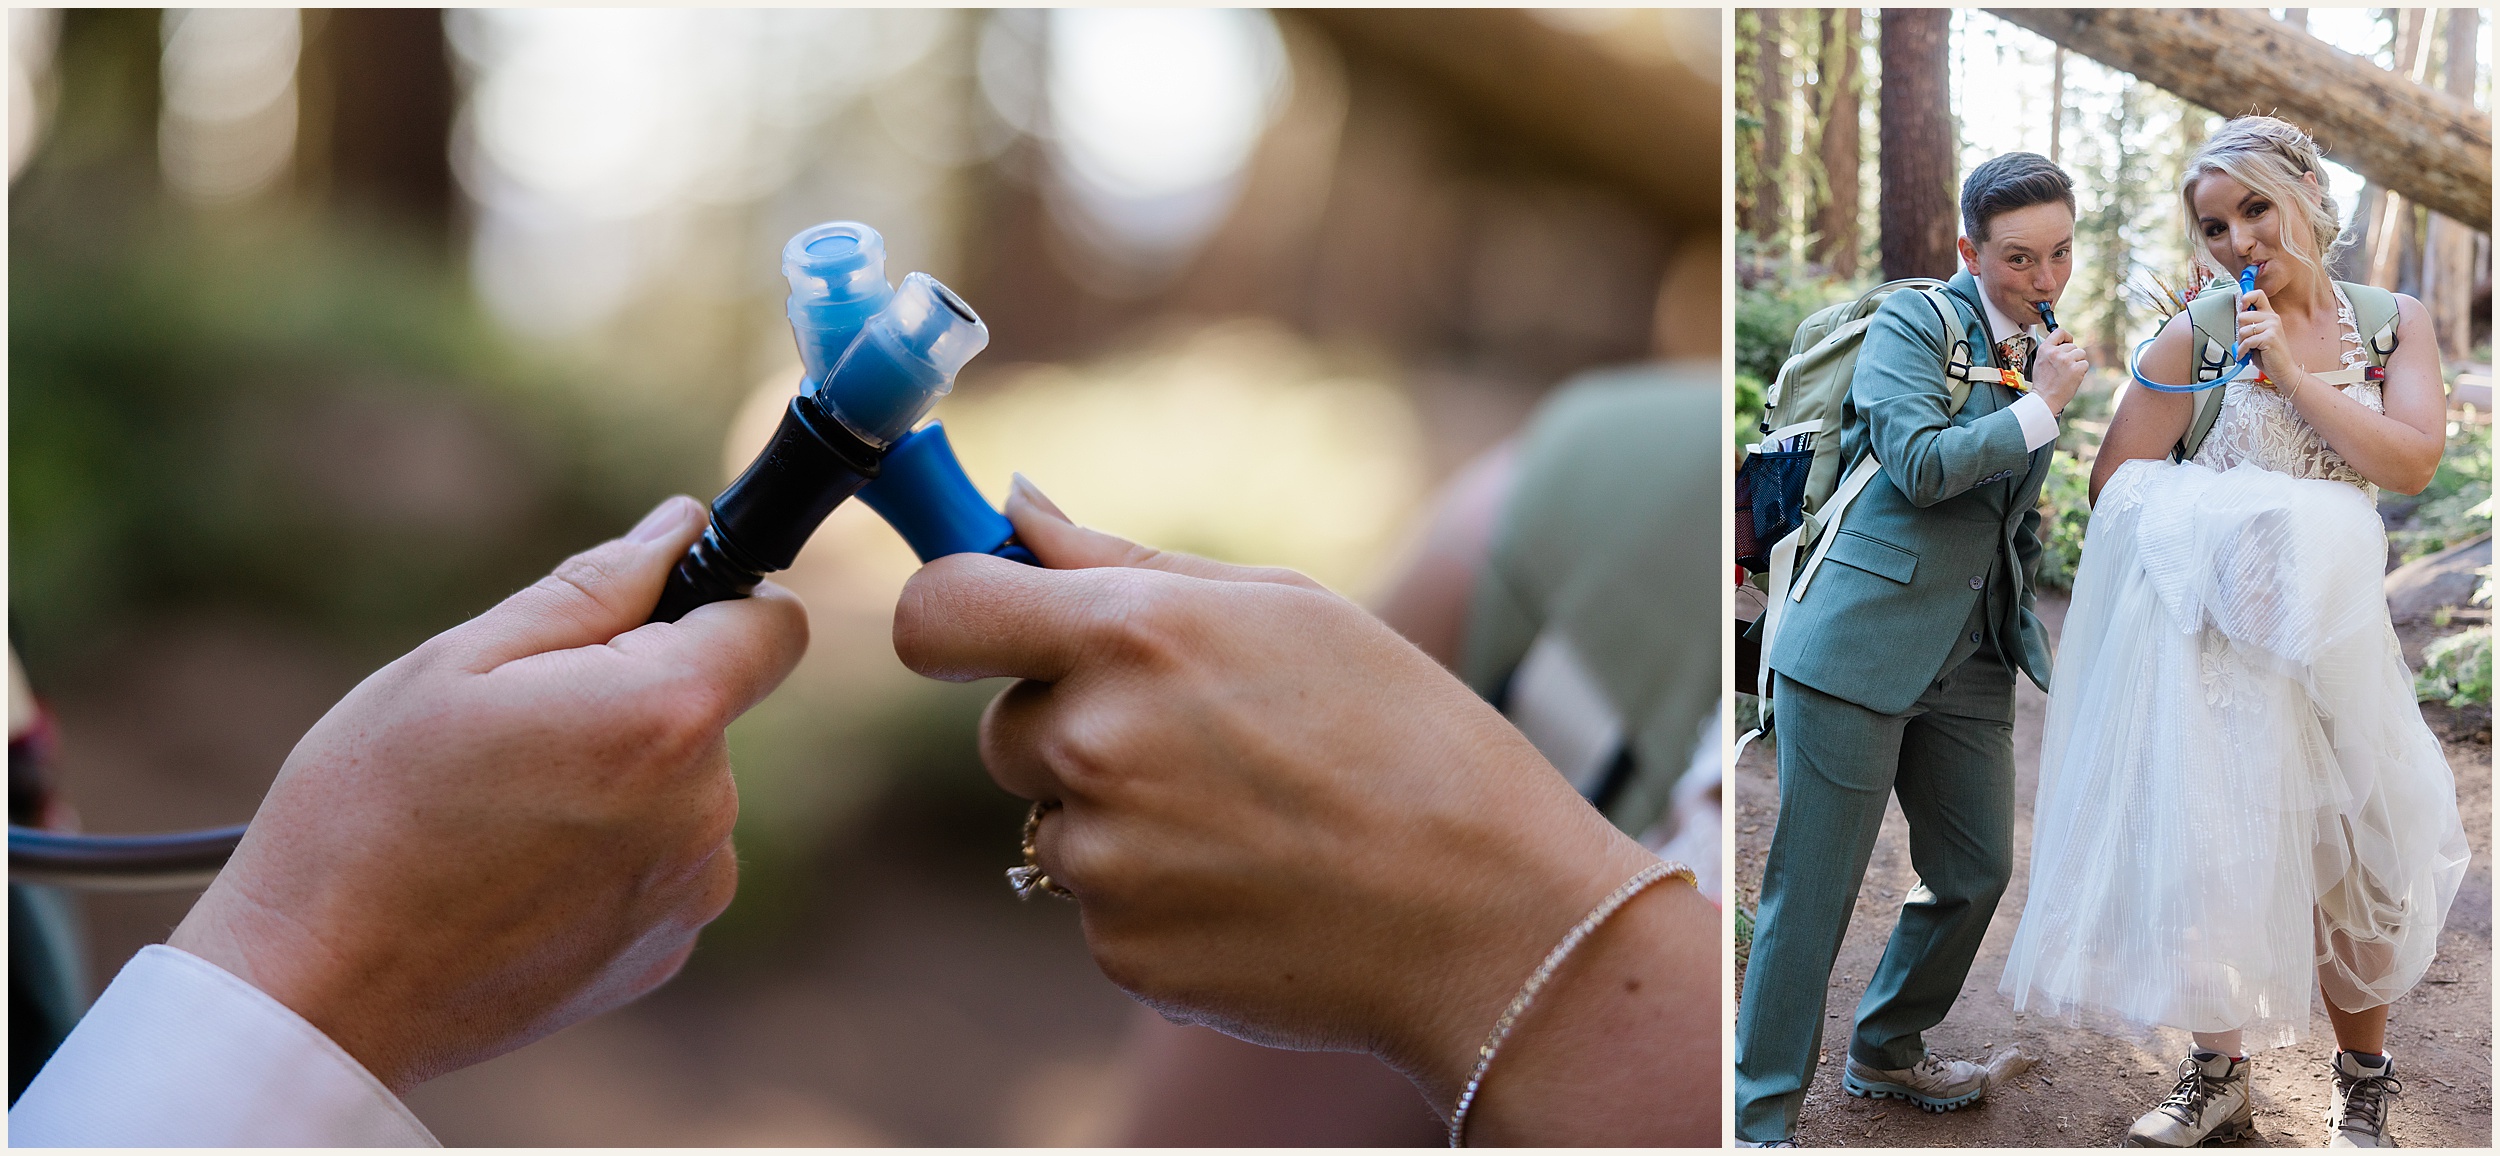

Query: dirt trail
[1734,593,2494,1148]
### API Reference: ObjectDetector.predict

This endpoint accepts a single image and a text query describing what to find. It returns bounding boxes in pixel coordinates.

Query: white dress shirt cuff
[8,943,438,1147]
[2008,391,2061,451]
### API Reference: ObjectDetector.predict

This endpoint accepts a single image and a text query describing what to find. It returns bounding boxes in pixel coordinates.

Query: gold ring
[1006,800,1074,901]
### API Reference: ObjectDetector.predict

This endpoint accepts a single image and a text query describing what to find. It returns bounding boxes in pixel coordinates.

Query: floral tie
[1996,333,2035,378]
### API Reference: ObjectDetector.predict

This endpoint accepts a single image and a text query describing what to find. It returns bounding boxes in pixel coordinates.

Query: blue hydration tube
[2127,267,2261,394]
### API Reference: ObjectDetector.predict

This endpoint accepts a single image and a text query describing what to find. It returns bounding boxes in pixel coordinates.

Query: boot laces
[2332,1064,2401,1134]
[2156,1059,2218,1124]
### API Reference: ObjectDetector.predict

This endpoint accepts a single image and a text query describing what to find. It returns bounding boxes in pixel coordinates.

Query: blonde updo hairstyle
[2178,116,2346,286]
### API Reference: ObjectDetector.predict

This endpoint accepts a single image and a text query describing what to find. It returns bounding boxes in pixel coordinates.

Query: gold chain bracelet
[1446,858,1697,1147]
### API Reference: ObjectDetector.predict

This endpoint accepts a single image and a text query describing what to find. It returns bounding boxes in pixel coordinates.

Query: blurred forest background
[1736,7,2491,716]
[7,8,1718,1143]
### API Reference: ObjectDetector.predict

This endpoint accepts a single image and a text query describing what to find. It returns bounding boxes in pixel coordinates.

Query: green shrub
[1733,371,1765,448]
[2386,422,2492,564]
[1735,279,1836,388]
[2033,451,2094,591]
[2417,625,2492,708]
[1735,244,1861,374]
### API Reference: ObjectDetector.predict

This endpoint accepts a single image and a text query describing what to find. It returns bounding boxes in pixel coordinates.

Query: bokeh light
[1040,8,1288,280]
[158,7,300,204]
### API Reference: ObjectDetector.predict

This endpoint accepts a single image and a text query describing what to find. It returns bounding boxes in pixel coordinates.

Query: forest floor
[1734,592,2494,1149]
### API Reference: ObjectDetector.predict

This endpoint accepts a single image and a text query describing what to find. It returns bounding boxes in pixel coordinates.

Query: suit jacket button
[1971,631,1983,643]
[1969,576,1985,590]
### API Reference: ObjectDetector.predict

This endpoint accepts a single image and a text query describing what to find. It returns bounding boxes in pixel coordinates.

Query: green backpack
[2171,278,2400,460]
[1736,279,2013,757]
[1748,280,1967,547]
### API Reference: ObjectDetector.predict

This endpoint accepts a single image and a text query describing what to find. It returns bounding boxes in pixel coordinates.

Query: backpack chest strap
[2310,365,2387,387]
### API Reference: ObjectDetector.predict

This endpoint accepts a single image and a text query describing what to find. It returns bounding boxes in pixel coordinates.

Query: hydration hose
[9,823,245,890]
[2126,267,2263,394]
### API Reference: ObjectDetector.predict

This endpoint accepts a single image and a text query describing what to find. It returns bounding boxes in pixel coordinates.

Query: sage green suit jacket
[1764,271,2055,716]
[1461,364,1720,838]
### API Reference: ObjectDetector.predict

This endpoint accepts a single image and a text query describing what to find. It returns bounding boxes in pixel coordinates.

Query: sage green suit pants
[1733,657,2017,1143]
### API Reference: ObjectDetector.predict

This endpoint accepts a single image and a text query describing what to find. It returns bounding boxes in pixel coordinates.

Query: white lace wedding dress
[2000,289,2470,1049]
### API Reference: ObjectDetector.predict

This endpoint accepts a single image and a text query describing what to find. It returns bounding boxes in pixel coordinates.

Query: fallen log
[1987,8,2490,225]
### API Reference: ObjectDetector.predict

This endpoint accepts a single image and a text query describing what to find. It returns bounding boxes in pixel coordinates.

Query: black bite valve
[649,395,882,624]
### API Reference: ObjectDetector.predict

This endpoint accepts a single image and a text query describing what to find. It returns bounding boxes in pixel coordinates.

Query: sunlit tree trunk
[2425,8,2484,362]
[1747,8,1787,244]
[2048,47,2065,166]
[1811,8,1861,279]
[1879,8,1954,281]
[2369,11,2435,294]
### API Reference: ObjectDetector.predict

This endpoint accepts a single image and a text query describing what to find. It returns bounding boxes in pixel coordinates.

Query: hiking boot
[2124,1050,2253,1147]
[1841,1052,1988,1112]
[2327,1050,2400,1148]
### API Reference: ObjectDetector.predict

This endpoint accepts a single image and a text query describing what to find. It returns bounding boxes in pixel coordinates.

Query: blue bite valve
[812,273,988,449]
[649,222,1033,624]
[856,423,1037,565]
[784,222,893,386]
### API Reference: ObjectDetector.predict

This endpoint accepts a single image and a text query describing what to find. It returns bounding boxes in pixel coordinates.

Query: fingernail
[1009,473,1070,521]
[629,496,697,544]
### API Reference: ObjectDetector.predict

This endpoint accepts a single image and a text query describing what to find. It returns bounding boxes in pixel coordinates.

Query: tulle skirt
[1999,459,2469,1050]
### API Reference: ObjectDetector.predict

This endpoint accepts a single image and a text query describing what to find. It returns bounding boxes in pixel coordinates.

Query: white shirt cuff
[2009,391,2061,451]
[9,944,438,1147]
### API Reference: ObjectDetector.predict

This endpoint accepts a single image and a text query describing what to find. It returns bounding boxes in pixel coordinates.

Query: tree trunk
[2398,201,2426,299]
[2426,7,2483,361]
[296,8,456,235]
[1748,8,1788,243]
[1811,8,1861,278]
[2341,182,2382,282]
[35,9,160,178]
[1300,8,1719,228]
[1880,9,1955,281]
[2352,12,2426,288]
[1986,7,2490,225]
[2048,47,2065,166]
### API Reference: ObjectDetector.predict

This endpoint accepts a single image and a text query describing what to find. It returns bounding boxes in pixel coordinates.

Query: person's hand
[168,496,807,1093]
[2236,285,2303,397]
[893,478,1712,1142]
[2031,326,2090,413]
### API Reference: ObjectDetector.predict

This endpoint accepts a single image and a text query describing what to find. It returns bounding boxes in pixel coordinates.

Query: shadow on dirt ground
[1735,592,2494,1149]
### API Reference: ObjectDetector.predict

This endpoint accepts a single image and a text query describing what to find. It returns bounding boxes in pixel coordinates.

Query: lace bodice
[2188,284,2382,496]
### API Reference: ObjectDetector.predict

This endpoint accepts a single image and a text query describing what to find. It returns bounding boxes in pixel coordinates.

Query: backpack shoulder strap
[2174,288,2239,461]
[1912,287,1978,416]
[2183,286,2239,380]
[2339,281,2400,365]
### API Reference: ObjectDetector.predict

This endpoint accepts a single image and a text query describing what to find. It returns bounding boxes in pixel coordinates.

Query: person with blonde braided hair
[2000,116,2469,1149]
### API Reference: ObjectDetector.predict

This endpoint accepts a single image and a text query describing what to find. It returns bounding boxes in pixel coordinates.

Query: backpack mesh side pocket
[1735,447,1812,572]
